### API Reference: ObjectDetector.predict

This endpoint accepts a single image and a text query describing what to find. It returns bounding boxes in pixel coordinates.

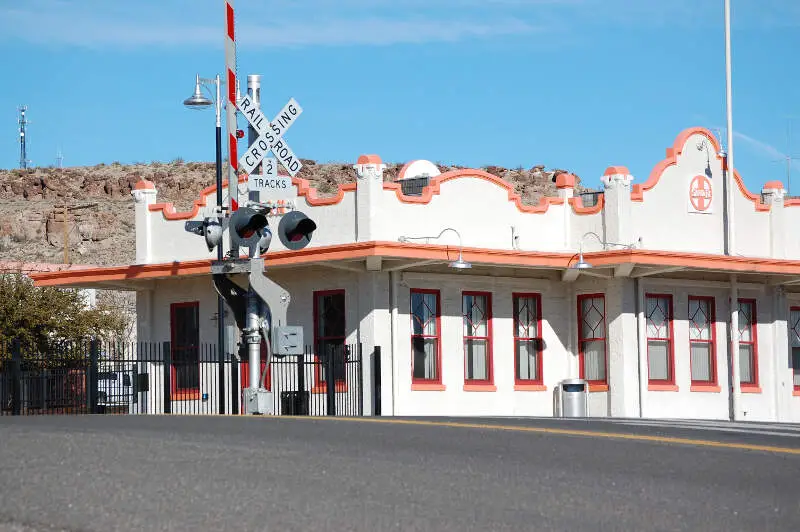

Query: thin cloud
[0,1,539,48]
[711,124,787,161]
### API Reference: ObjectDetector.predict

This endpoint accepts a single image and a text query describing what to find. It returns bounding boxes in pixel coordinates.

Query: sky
[2,0,799,194]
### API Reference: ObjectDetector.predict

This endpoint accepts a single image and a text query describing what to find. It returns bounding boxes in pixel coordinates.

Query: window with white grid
[463,292,492,384]
[411,289,441,383]
[790,307,800,390]
[578,294,606,384]
[513,294,542,384]
[646,294,674,384]
[688,297,716,384]
[737,299,758,386]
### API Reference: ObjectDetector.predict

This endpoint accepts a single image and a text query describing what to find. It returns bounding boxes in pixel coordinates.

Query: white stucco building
[32,127,800,421]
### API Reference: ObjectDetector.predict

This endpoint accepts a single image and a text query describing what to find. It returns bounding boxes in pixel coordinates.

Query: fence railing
[0,340,370,417]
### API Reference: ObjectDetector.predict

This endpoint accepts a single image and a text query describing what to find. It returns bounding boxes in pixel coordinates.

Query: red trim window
[313,290,347,393]
[737,298,759,388]
[240,340,272,393]
[170,301,201,400]
[513,293,543,385]
[689,296,717,386]
[577,294,607,385]
[411,289,441,384]
[790,307,800,392]
[645,294,675,386]
[463,292,493,385]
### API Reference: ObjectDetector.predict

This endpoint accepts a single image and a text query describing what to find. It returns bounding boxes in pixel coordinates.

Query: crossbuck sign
[237,94,304,183]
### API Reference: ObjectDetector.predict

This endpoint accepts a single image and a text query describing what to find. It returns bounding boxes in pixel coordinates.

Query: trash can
[280,391,309,416]
[555,378,589,417]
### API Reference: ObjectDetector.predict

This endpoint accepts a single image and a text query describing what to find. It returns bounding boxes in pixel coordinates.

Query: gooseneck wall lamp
[398,228,472,270]
[571,231,637,270]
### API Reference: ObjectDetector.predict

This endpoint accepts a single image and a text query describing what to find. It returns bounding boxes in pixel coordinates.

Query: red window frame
[790,306,800,393]
[169,301,201,401]
[645,293,676,388]
[312,289,347,393]
[737,298,759,390]
[512,292,543,387]
[462,291,494,387]
[240,340,272,394]
[689,296,718,388]
[577,293,608,388]
[410,289,442,387]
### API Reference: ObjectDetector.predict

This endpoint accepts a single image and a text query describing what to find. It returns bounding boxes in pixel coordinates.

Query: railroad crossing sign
[237,94,303,178]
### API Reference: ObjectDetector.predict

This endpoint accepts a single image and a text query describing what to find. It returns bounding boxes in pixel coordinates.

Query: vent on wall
[580,191,603,207]
[396,160,440,196]
[400,176,430,196]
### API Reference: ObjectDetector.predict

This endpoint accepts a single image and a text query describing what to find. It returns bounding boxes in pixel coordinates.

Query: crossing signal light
[278,211,317,250]
[236,129,245,139]
[230,206,271,257]
[184,216,224,253]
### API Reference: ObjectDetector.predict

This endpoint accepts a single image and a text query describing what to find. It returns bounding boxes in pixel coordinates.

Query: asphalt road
[0,415,799,532]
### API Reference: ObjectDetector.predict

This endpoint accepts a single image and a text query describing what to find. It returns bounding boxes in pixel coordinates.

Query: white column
[357,271,391,416]
[131,180,157,264]
[354,155,387,242]
[600,166,634,246]
[606,278,640,417]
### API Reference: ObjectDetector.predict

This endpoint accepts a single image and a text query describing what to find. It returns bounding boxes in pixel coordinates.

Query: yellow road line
[250,415,800,456]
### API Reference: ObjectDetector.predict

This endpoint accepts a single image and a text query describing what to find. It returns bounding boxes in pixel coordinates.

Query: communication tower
[18,106,30,169]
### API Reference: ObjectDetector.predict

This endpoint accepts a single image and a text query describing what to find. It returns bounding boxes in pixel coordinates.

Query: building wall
[128,126,800,421]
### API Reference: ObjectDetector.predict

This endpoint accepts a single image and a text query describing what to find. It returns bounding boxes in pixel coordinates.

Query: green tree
[0,271,127,353]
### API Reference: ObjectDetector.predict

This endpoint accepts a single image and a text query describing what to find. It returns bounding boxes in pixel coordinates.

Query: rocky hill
[0,159,586,267]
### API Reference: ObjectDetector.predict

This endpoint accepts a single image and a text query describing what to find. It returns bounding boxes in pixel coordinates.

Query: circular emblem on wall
[689,175,712,212]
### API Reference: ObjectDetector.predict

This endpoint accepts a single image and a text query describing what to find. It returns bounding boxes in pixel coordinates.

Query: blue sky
[2,0,799,194]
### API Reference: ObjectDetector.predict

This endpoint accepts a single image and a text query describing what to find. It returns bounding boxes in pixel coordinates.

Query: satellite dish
[397,160,441,180]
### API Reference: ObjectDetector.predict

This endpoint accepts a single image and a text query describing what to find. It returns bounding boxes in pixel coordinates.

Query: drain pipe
[389,270,398,416]
[634,276,645,418]
[727,274,741,421]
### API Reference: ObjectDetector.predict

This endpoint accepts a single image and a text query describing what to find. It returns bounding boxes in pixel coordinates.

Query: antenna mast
[18,106,30,169]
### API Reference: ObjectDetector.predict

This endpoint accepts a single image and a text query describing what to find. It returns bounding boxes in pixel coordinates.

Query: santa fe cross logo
[689,175,712,212]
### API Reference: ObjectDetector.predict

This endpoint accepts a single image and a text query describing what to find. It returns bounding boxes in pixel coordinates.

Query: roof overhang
[29,242,800,290]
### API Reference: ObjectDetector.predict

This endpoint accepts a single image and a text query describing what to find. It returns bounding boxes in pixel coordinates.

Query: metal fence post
[230,358,239,416]
[297,351,306,415]
[357,344,364,416]
[88,339,100,414]
[372,346,381,416]
[163,341,172,414]
[326,346,336,416]
[10,339,22,416]
[217,343,225,415]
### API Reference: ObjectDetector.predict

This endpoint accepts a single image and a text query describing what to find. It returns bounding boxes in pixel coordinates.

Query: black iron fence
[0,340,369,417]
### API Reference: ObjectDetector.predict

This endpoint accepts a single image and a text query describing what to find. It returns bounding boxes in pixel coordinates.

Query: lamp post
[399,228,472,269]
[184,73,227,413]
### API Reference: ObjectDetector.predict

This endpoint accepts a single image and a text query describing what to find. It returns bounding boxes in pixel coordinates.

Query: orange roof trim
[555,173,576,189]
[32,242,800,289]
[632,126,776,212]
[134,179,155,190]
[356,154,382,165]
[380,169,595,215]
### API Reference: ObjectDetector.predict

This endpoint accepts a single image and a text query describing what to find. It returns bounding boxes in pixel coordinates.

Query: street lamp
[184,73,227,410]
[399,228,472,270]
[570,231,635,270]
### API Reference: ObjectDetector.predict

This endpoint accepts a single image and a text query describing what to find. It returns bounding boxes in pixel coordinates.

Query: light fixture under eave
[183,75,213,109]
[449,252,472,270]
[572,252,592,270]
